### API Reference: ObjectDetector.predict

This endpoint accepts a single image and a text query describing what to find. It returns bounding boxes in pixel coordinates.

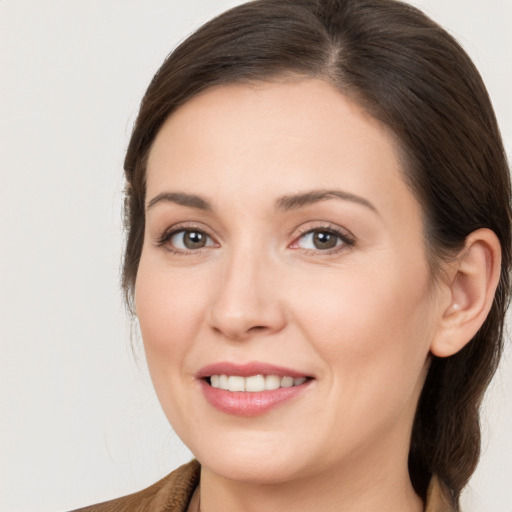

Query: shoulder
[69,459,200,512]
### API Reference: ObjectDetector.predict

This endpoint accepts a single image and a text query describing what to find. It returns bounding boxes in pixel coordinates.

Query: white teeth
[227,375,245,392]
[265,375,281,390]
[245,374,265,392]
[280,376,294,388]
[219,374,229,390]
[209,374,308,392]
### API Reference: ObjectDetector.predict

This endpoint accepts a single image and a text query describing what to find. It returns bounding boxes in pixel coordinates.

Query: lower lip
[199,380,311,417]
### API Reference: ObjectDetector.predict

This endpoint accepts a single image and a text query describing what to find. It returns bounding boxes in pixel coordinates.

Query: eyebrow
[146,189,377,214]
[146,192,212,211]
[276,189,378,213]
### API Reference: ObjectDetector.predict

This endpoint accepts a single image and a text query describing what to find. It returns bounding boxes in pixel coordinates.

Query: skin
[135,79,452,512]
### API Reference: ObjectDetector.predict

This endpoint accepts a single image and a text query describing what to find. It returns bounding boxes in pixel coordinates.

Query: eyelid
[154,221,354,255]
[155,222,219,251]
[289,223,356,253]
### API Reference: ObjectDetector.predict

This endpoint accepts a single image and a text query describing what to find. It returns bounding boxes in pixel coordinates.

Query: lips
[197,362,313,416]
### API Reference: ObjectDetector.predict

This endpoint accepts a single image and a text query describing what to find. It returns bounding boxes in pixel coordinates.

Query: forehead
[146,79,419,225]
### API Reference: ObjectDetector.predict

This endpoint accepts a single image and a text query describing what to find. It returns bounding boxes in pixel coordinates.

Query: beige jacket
[71,459,455,512]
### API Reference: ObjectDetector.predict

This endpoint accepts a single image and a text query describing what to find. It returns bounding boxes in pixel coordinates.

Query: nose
[208,248,286,341]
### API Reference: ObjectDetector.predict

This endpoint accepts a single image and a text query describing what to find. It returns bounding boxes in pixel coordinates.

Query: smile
[197,362,313,416]
[209,374,307,392]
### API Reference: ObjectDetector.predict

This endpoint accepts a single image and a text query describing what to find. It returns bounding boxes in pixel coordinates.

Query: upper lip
[196,361,311,379]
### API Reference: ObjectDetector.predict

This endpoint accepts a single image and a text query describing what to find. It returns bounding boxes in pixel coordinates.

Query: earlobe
[430,229,502,358]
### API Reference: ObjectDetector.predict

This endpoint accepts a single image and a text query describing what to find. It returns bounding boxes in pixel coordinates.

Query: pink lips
[197,362,312,417]
[197,361,309,379]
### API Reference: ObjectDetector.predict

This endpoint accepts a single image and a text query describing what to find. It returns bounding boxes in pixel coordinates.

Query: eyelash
[292,224,355,254]
[155,224,355,255]
[155,225,215,254]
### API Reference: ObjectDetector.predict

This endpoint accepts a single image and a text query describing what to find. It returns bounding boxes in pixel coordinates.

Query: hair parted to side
[122,0,511,508]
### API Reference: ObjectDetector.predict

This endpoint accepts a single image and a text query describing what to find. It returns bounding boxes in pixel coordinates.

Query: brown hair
[122,0,511,507]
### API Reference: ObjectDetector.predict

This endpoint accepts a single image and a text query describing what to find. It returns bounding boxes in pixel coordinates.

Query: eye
[293,227,354,252]
[160,228,216,251]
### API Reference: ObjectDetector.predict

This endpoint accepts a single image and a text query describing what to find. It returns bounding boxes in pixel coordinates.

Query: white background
[1,1,511,511]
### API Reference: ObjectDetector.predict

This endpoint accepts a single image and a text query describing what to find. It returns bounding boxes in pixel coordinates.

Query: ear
[430,228,502,358]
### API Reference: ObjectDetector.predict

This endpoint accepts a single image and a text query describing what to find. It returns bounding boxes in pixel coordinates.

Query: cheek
[289,259,434,390]
[134,259,206,372]
[134,258,212,432]
[299,270,434,451]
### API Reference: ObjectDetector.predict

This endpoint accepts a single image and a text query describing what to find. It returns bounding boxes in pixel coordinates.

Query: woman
[74,0,511,510]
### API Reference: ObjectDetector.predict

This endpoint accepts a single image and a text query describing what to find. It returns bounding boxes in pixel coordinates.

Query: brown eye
[312,231,338,249]
[295,228,353,252]
[169,229,213,250]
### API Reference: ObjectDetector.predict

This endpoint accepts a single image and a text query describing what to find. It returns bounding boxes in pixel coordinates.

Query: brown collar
[72,461,455,512]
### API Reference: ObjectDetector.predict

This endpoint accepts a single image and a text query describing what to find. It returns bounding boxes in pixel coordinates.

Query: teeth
[245,374,265,392]
[265,375,280,390]
[281,376,294,388]
[219,375,229,390]
[227,375,245,392]
[209,374,308,392]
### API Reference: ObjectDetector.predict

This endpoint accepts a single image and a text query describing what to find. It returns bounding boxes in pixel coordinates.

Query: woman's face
[136,80,446,485]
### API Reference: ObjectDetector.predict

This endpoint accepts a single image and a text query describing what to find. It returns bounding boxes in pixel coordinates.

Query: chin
[199,454,302,485]
[185,430,311,484]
